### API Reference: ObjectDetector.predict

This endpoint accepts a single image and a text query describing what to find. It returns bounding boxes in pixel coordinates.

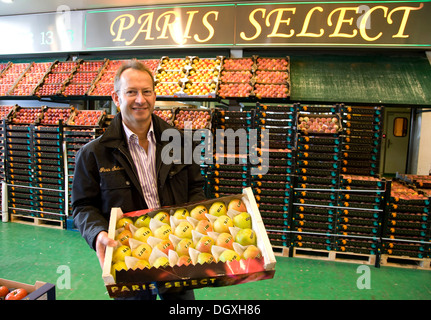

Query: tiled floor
[1,222,431,300]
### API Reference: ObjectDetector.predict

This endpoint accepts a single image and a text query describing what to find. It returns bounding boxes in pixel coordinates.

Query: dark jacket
[72,112,206,250]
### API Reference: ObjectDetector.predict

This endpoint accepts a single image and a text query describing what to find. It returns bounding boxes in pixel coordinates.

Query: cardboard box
[0,278,55,300]
[102,187,276,298]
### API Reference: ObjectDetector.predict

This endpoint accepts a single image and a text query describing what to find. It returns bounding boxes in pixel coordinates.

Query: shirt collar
[122,120,155,145]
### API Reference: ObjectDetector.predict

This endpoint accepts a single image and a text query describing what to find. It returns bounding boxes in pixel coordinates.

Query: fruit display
[62,61,105,96]
[35,61,80,97]
[89,60,125,96]
[182,81,217,97]
[9,62,52,96]
[222,58,254,70]
[0,105,14,119]
[40,107,72,125]
[140,59,160,75]
[10,107,43,124]
[153,108,173,124]
[191,57,222,70]
[67,109,105,126]
[255,70,288,84]
[154,81,182,96]
[220,70,252,83]
[297,114,341,134]
[173,109,211,130]
[104,189,276,298]
[159,57,190,70]
[256,57,289,71]
[254,84,289,99]
[218,83,253,98]
[0,63,30,95]
[155,69,187,82]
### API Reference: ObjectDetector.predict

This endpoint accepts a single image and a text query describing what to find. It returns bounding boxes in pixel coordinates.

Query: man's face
[112,68,156,130]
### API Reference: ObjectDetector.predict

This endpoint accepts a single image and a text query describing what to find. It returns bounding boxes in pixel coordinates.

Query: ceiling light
[1,0,14,4]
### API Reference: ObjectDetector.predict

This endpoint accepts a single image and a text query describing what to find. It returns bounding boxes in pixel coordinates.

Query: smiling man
[72,59,206,300]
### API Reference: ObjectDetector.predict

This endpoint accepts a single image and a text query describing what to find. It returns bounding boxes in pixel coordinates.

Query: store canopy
[289,53,431,107]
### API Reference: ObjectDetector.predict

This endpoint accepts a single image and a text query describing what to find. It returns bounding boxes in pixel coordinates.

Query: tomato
[0,286,9,299]
[5,288,28,300]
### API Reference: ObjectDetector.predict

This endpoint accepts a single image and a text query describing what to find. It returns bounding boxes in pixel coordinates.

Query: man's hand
[95,231,118,268]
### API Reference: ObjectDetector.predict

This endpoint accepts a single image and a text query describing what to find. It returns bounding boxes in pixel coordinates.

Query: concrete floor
[1,222,431,300]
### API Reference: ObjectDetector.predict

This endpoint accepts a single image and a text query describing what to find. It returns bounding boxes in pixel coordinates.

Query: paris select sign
[84,1,431,49]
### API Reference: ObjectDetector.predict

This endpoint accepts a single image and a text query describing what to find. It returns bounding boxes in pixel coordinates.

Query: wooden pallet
[292,247,377,265]
[380,254,431,270]
[272,245,290,257]
[11,214,64,229]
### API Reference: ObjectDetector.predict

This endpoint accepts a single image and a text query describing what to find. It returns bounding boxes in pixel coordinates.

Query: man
[72,59,206,300]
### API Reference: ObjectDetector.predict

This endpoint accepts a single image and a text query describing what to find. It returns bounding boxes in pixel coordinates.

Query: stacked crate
[380,179,431,268]
[336,175,388,262]
[0,63,30,96]
[35,61,81,97]
[291,105,342,254]
[208,109,254,198]
[340,105,383,177]
[252,103,295,250]
[61,60,106,96]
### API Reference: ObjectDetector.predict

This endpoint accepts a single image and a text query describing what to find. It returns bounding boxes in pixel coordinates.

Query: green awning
[290,53,431,106]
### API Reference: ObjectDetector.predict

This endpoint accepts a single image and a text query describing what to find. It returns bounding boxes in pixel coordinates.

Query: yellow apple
[235,228,256,246]
[132,243,152,261]
[195,219,213,235]
[112,245,132,263]
[153,224,172,240]
[134,215,151,228]
[153,256,170,268]
[233,212,252,229]
[213,215,233,233]
[177,255,192,266]
[132,259,151,270]
[173,208,189,220]
[133,226,152,242]
[174,221,194,239]
[216,232,234,249]
[209,201,227,217]
[116,217,133,230]
[116,229,132,246]
[111,261,127,274]
[197,252,215,264]
[219,249,240,262]
[195,235,214,253]
[155,239,175,255]
[153,211,170,224]
[176,238,194,256]
[228,199,247,212]
[242,245,262,259]
[190,205,208,220]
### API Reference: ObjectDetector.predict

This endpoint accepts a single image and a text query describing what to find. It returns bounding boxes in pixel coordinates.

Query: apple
[116,217,133,230]
[195,235,215,253]
[176,238,194,256]
[155,239,175,255]
[111,261,127,275]
[233,212,252,229]
[112,245,132,263]
[242,245,262,259]
[153,256,170,268]
[132,259,151,270]
[153,211,170,224]
[195,219,213,235]
[235,228,257,246]
[134,215,151,228]
[173,208,189,220]
[213,215,233,233]
[177,255,192,267]
[190,205,208,220]
[215,232,234,250]
[197,252,215,264]
[132,243,152,261]
[219,249,240,263]
[228,199,247,212]
[116,229,132,246]
[174,221,194,239]
[153,224,172,240]
[209,201,227,217]
[133,226,152,242]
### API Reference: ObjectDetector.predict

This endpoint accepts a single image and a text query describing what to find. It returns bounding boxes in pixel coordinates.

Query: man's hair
[114,59,155,92]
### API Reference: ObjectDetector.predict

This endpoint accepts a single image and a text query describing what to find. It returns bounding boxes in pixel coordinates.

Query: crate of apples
[182,81,217,98]
[153,108,174,124]
[68,110,105,127]
[10,107,43,124]
[218,83,253,98]
[173,109,211,130]
[254,83,289,99]
[41,107,72,125]
[256,57,289,71]
[154,81,182,97]
[297,114,342,134]
[102,187,276,298]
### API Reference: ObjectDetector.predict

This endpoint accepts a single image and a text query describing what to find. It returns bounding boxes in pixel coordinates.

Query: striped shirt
[123,121,160,209]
